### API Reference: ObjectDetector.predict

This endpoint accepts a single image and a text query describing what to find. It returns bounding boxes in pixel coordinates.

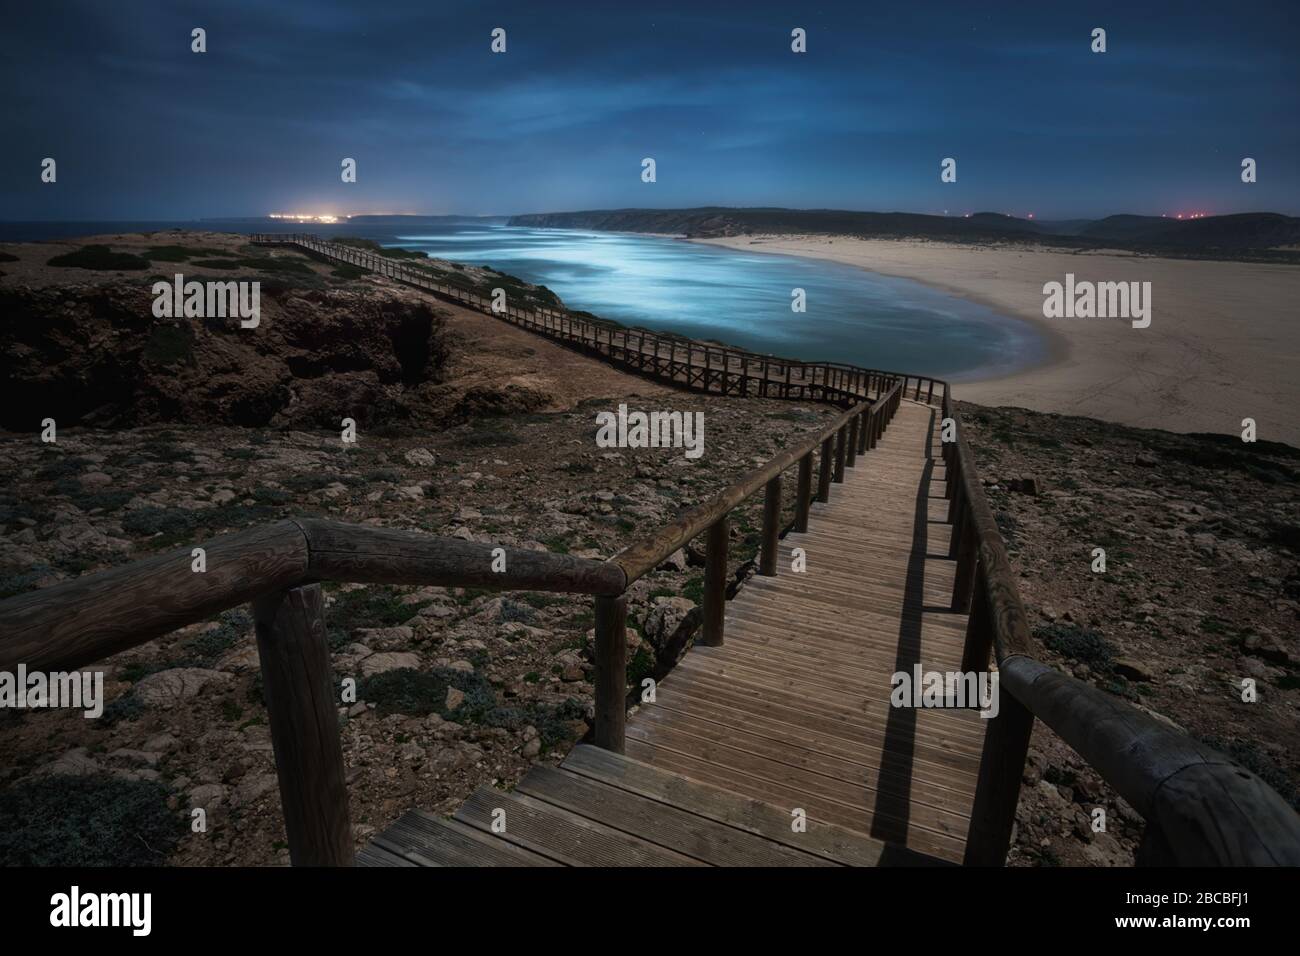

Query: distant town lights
[268,213,343,223]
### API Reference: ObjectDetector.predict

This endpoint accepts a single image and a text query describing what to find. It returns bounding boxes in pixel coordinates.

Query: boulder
[359,651,421,677]
[134,668,233,708]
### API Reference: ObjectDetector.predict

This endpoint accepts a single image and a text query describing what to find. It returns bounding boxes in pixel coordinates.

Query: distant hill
[507,208,1300,260]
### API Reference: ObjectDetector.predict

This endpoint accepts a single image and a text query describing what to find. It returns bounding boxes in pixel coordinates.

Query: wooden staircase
[363,400,970,866]
[361,745,946,867]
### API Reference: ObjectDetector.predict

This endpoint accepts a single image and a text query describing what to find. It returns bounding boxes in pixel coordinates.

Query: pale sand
[695,235,1300,447]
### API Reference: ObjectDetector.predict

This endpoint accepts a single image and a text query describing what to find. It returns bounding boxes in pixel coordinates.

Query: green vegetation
[143,245,236,262]
[325,585,429,649]
[1198,734,1299,811]
[181,608,251,666]
[627,645,655,687]
[54,481,132,514]
[0,251,18,262]
[453,419,522,447]
[222,446,261,461]
[519,592,568,610]
[189,258,242,270]
[539,535,570,555]
[497,598,537,624]
[143,323,197,366]
[120,502,276,550]
[1034,622,1114,671]
[99,693,145,726]
[0,566,53,600]
[0,775,182,866]
[1151,433,1299,485]
[359,667,586,750]
[190,255,316,275]
[47,244,150,270]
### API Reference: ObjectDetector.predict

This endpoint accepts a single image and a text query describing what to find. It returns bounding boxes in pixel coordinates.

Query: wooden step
[561,745,944,866]
[367,808,561,866]
[515,765,834,866]
[455,785,706,866]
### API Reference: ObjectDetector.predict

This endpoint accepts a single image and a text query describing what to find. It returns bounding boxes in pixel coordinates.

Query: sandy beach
[696,235,1300,447]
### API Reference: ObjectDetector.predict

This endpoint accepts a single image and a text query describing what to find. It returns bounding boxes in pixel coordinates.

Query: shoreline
[692,234,1300,446]
[692,233,1073,384]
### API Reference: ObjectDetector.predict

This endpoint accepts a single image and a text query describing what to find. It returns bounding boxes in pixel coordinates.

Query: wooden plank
[632,705,981,807]
[355,843,418,867]
[643,685,982,779]
[560,745,941,866]
[455,787,706,867]
[623,739,965,862]
[372,809,562,867]
[627,720,978,837]
[654,663,987,758]
[516,766,836,866]
[670,656,988,743]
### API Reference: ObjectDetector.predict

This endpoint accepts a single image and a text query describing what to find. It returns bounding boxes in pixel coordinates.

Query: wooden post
[253,584,354,866]
[963,684,1034,866]
[593,594,628,753]
[856,411,869,454]
[701,516,729,646]
[817,435,834,503]
[846,414,859,468]
[944,438,960,501]
[833,426,847,483]
[961,562,995,672]
[795,452,813,533]
[760,474,782,576]
[952,512,980,614]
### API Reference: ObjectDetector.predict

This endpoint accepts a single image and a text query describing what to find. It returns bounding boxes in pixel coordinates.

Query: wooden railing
[941,386,1300,865]
[2,234,1296,867]
[593,380,904,749]
[249,233,944,406]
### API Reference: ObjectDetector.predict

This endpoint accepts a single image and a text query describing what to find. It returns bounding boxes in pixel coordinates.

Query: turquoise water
[385,223,1045,381]
[0,218,1046,380]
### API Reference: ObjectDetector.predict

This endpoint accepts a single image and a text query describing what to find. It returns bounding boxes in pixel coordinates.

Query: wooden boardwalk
[366,400,982,866]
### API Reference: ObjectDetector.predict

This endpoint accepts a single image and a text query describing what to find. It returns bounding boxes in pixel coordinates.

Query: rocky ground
[0,230,583,432]
[961,403,1300,865]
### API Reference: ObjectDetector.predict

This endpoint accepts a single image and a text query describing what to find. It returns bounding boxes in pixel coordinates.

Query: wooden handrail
[941,385,1300,865]
[0,519,624,674]
[610,387,897,584]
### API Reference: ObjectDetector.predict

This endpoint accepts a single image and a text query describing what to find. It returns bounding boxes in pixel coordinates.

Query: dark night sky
[3,0,1297,220]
